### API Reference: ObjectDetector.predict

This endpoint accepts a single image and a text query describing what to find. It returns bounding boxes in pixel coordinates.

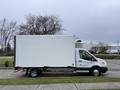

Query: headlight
[102,61,105,64]
[101,61,107,66]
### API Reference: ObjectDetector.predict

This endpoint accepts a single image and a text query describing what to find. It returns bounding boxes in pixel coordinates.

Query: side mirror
[92,58,97,61]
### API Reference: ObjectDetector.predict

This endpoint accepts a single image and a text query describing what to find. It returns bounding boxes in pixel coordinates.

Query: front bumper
[101,67,108,73]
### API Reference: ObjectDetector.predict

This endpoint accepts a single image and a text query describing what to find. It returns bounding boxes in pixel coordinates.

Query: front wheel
[90,68,101,76]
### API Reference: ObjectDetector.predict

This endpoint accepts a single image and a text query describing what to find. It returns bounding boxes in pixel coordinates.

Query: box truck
[14,35,108,77]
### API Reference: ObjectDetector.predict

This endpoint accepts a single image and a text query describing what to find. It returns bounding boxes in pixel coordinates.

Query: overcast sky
[0,0,120,43]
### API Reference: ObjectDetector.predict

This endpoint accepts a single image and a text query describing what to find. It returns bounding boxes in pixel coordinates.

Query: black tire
[90,67,101,76]
[29,69,39,77]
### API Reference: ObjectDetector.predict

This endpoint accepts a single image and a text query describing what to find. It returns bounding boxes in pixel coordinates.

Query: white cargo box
[15,35,76,67]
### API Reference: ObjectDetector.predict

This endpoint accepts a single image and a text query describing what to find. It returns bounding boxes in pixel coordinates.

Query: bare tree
[90,42,109,54]
[90,46,98,54]
[19,15,62,35]
[0,18,17,52]
[97,42,109,54]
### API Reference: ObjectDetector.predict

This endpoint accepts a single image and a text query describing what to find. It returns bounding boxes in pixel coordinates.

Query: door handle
[78,60,82,62]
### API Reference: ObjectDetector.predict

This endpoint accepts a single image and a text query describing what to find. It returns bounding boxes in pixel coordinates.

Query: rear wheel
[29,69,39,77]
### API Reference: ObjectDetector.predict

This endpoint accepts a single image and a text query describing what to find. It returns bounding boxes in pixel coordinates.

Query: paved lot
[105,70,120,78]
[104,60,120,78]
[0,82,120,90]
[0,69,120,79]
[0,60,120,89]
[0,69,25,79]
[106,60,120,71]
[0,60,120,78]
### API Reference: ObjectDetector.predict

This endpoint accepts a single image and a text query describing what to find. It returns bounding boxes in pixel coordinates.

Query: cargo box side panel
[15,35,75,67]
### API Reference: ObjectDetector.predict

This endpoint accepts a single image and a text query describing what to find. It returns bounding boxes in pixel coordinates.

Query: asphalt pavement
[0,59,120,89]
[0,60,120,79]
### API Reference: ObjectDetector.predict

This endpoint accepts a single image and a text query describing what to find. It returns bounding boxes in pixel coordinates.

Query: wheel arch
[90,65,102,71]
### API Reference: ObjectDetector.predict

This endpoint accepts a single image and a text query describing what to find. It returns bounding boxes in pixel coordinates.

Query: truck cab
[75,48,108,76]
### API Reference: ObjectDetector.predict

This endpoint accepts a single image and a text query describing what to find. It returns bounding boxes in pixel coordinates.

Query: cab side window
[79,50,95,61]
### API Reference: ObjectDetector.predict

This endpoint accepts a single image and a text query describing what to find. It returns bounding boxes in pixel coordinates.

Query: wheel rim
[31,70,38,77]
[93,69,99,76]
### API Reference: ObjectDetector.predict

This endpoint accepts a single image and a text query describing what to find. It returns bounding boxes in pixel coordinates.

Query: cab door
[76,49,96,68]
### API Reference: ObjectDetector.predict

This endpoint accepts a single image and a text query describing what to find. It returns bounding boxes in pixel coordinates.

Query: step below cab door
[76,49,97,68]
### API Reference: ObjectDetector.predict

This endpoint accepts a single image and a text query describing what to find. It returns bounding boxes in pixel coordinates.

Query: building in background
[107,45,120,54]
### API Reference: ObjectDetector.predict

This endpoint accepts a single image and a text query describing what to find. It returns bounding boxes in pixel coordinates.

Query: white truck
[14,35,108,77]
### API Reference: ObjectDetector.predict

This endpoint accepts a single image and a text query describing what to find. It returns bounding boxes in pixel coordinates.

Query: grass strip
[94,54,120,59]
[0,76,120,85]
[0,56,13,67]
